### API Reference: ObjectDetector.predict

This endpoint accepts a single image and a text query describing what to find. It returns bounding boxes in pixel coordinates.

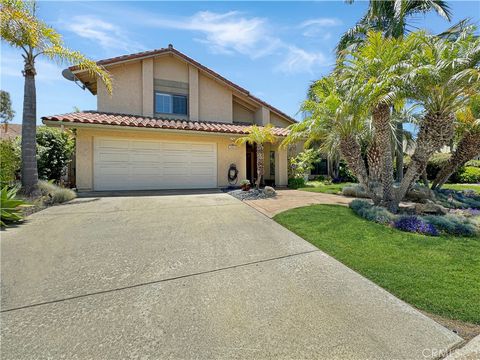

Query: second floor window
[155,92,187,116]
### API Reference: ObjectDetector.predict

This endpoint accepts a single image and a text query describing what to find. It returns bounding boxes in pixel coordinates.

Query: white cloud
[62,16,144,53]
[140,10,331,74]
[299,17,342,38]
[144,11,278,57]
[276,46,330,74]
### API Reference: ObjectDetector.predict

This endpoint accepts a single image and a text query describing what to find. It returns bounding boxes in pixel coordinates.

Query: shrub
[0,186,28,227]
[0,138,20,186]
[36,127,74,181]
[38,180,76,205]
[423,214,478,237]
[349,199,396,224]
[394,216,439,236]
[342,185,370,198]
[338,161,357,182]
[289,149,321,179]
[435,189,480,209]
[457,166,480,184]
[426,153,451,180]
[465,160,480,168]
[288,177,305,189]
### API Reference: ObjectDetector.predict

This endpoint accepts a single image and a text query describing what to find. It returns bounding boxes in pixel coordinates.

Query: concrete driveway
[1,192,461,359]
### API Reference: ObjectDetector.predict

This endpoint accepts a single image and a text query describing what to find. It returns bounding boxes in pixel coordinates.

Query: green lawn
[274,205,480,324]
[299,181,353,194]
[442,183,480,194]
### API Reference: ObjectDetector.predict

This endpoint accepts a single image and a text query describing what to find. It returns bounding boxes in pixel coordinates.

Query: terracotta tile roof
[69,45,296,124]
[42,111,290,136]
[0,124,22,139]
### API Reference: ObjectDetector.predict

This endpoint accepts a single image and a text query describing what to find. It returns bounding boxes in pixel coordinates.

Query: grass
[274,204,480,324]
[442,183,480,194]
[299,181,353,194]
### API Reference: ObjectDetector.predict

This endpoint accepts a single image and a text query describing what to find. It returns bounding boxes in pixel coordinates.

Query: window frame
[154,91,188,116]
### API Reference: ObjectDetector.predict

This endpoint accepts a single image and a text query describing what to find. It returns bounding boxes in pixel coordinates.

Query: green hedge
[457,167,480,183]
[0,138,20,186]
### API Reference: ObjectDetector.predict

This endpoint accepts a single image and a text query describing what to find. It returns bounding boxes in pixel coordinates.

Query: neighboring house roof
[0,124,22,139]
[69,45,296,124]
[42,111,290,136]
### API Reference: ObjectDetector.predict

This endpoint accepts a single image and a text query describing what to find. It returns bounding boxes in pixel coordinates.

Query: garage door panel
[94,137,217,191]
[98,139,128,149]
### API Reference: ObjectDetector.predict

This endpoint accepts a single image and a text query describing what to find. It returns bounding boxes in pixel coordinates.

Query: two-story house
[42,45,296,191]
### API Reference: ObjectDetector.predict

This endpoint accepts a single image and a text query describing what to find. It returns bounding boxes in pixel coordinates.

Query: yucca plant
[0,186,29,227]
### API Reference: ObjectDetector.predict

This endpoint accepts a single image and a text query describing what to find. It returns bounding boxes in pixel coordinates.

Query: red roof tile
[69,45,296,124]
[42,111,290,136]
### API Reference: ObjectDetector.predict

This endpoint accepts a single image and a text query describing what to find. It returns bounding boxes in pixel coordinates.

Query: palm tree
[396,28,480,202]
[338,31,417,211]
[236,125,276,189]
[337,0,452,183]
[432,95,480,189]
[283,76,381,202]
[1,0,112,195]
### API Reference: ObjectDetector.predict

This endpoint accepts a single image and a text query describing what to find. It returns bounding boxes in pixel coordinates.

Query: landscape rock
[406,186,435,203]
[264,186,276,196]
[415,199,448,215]
[228,189,276,201]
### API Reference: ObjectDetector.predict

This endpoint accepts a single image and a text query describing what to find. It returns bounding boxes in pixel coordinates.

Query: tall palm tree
[1,0,112,195]
[337,0,452,182]
[396,28,480,202]
[236,125,276,189]
[432,95,480,189]
[338,31,417,211]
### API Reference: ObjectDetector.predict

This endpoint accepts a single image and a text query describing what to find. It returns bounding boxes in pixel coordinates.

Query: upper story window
[155,92,187,116]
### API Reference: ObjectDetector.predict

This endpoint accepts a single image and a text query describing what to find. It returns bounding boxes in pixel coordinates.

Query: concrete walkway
[444,335,480,360]
[1,193,462,359]
[245,189,353,217]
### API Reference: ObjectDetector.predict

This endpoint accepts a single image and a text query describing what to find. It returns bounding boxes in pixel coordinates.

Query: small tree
[1,0,112,195]
[0,90,15,128]
[290,148,321,179]
[236,125,276,189]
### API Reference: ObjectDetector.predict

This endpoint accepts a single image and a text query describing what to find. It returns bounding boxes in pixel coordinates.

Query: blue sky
[1,1,479,124]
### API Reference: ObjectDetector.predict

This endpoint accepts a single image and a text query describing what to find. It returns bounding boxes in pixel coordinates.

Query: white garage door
[93,137,217,191]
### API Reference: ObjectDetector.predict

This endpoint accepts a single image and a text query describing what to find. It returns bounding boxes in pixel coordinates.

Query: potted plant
[240,179,251,191]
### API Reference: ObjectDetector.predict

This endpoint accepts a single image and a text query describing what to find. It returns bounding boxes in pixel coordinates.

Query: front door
[246,143,257,185]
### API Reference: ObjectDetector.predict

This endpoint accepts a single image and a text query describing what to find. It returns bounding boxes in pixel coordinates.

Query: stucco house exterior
[42,45,296,191]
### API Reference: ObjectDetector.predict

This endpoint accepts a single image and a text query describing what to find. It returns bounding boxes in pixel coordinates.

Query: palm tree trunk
[372,103,395,211]
[340,135,380,204]
[431,131,480,189]
[256,143,264,189]
[21,55,39,196]
[367,139,381,183]
[395,122,404,182]
[396,111,454,203]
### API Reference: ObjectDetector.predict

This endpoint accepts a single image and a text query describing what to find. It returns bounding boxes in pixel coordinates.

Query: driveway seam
[1,249,319,314]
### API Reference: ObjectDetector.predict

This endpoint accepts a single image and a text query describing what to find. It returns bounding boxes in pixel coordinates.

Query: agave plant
[1,186,29,227]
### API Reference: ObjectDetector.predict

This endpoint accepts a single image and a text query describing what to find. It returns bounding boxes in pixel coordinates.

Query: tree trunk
[256,142,264,189]
[396,111,454,204]
[431,130,480,189]
[372,103,395,212]
[21,56,40,196]
[395,122,404,182]
[366,139,381,183]
[339,135,380,203]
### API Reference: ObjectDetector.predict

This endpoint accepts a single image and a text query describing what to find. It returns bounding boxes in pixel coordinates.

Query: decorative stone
[264,186,276,196]
[415,199,448,215]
